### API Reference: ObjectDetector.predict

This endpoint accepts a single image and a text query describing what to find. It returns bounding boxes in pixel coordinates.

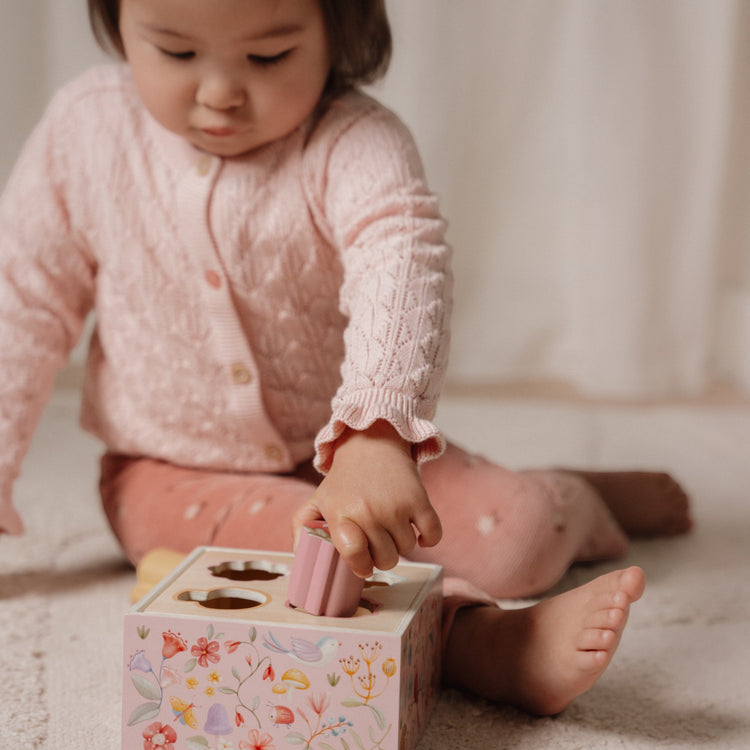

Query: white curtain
[2,1,749,399]
[378,0,750,399]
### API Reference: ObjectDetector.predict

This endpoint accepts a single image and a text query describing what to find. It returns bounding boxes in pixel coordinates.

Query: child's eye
[160,49,196,61]
[247,49,292,67]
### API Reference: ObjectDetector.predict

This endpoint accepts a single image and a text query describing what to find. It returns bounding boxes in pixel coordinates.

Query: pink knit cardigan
[0,65,452,535]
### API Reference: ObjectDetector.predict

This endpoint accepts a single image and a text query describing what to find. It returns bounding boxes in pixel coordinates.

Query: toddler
[0,0,690,716]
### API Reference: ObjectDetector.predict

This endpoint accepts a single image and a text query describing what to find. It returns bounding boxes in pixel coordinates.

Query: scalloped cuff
[313,388,445,474]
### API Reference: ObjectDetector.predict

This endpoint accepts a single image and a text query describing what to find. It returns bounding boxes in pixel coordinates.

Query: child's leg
[102,452,655,713]
[415,443,689,598]
[99,454,317,565]
[442,566,646,715]
[561,468,692,537]
[413,444,628,597]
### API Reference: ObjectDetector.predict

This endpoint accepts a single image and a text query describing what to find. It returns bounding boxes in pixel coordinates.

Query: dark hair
[87,0,123,56]
[318,0,391,97]
[87,0,392,96]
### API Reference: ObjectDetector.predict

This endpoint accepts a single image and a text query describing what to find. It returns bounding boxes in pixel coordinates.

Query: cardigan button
[204,270,222,289]
[230,363,252,385]
[196,156,212,176]
[264,444,283,461]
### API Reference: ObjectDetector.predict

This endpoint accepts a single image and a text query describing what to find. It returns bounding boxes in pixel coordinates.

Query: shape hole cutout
[357,597,380,614]
[364,570,406,588]
[177,588,268,610]
[287,597,380,617]
[208,560,289,582]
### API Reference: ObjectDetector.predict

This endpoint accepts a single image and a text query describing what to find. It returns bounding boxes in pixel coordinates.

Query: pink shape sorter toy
[122,547,442,750]
[287,521,365,617]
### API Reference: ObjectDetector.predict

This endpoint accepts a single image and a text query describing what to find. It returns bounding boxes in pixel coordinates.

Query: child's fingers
[387,518,420,558]
[291,502,324,550]
[329,518,376,579]
[364,524,401,571]
[413,503,443,548]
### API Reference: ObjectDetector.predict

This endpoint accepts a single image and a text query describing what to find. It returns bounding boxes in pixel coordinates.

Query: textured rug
[2,387,749,748]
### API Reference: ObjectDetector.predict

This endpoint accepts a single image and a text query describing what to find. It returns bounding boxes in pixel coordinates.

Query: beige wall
[0,0,106,185]
[0,1,46,184]
[2,1,749,397]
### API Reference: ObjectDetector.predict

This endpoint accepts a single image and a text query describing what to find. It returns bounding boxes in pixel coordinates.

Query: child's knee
[422,453,576,597]
[474,482,573,596]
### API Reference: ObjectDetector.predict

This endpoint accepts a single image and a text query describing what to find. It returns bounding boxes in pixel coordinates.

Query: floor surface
[1,384,749,748]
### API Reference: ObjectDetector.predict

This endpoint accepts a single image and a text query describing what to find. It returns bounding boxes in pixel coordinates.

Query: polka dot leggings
[101,442,627,601]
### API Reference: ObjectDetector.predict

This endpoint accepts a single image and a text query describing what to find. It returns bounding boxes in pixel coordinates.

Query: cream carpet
[2,385,749,748]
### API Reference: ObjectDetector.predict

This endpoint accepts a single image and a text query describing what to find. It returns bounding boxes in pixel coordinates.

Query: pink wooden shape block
[287,521,364,616]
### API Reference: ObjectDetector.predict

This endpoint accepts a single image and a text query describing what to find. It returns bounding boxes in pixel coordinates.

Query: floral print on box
[122,549,441,750]
[124,618,437,750]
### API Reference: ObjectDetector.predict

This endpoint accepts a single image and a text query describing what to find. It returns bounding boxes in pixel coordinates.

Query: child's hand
[292,421,442,578]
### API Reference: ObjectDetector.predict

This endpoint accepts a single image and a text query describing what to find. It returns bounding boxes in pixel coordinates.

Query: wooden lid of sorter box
[131,546,442,636]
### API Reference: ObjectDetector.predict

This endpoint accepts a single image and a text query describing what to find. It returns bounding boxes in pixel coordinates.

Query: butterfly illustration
[170,696,198,729]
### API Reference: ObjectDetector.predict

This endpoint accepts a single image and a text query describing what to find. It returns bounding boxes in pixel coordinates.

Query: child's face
[119,0,331,157]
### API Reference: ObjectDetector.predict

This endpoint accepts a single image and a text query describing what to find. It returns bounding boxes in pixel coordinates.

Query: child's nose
[196,71,246,111]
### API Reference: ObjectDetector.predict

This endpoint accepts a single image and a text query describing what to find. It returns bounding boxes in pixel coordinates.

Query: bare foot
[443,566,646,715]
[566,470,692,536]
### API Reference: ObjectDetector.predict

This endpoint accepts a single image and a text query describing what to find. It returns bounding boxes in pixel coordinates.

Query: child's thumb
[291,501,323,551]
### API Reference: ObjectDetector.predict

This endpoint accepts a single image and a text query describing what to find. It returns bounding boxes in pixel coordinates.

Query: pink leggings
[101,443,626,630]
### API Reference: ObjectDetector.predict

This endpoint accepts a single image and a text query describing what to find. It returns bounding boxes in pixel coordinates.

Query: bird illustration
[262,631,339,667]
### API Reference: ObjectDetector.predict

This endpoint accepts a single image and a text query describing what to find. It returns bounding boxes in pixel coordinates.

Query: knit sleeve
[0,88,96,534]
[310,97,452,473]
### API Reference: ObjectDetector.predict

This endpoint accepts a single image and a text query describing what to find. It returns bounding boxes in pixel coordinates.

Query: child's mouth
[202,127,236,137]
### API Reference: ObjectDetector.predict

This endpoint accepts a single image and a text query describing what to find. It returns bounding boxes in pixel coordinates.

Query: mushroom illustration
[203,703,233,746]
[271,667,310,694]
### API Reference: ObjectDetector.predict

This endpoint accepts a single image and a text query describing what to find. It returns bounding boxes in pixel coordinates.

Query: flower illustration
[339,643,396,704]
[239,729,275,750]
[235,711,245,727]
[142,721,177,750]
[290,699,351,748]
[339,656,360,676]
[192,637,221,668]
[360,641,382,664]
[129,650,153,673]
[162,631,187,659]
[161,666,180,689]
[382,658,397,677]
[262,664,274,682]
[308,692,330,716]
[208,670,221,684]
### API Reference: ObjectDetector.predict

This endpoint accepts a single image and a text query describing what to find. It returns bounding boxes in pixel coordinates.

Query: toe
[584,604,628,632]
[578,626,619,652]
[619,566,646,601]
[574,647,612,674]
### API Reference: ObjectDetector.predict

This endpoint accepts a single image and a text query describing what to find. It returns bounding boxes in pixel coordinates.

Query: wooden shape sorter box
[122,547,443,750]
